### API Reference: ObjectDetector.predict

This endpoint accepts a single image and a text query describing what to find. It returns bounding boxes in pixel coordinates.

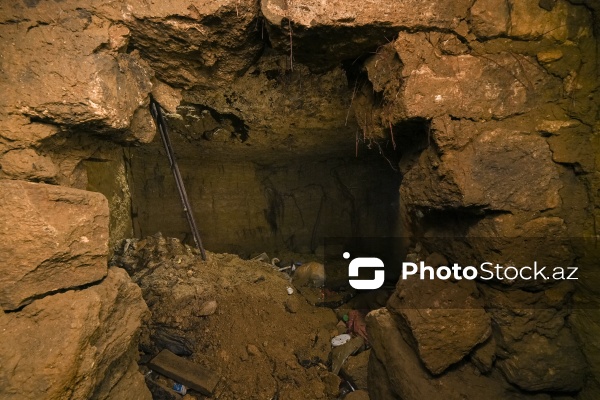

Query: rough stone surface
[0,2,153,136]
[0,0,597,398]
[181,55,356,157]
[508,0,593,41]
[498,329,587,392]
[470,0,510,38]
[471,337,497,374]
[0,180,109,310]
[119,0,263,88]
[366,308,531,400]
[0,148,59,182]
[387,279,491,375]
[394,32,561,120]
[0,1,152,140]
[0,267,150,400]
[344,390,370,400]
[483,284,588,392]
[262,0,471,70]
[401,122,562,212]
[341,349,370,390]
[367,350,400,400]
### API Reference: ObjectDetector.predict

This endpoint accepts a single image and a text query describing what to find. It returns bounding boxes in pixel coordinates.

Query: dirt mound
[111,234,344,399]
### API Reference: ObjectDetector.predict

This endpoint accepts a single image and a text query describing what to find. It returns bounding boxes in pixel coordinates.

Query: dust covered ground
[111,234,362,399]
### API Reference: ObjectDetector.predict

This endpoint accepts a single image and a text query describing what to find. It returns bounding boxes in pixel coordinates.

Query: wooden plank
[148,349,219,396]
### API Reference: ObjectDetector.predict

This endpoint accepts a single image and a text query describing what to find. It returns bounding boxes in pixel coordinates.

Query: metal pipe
[149,97,207,261]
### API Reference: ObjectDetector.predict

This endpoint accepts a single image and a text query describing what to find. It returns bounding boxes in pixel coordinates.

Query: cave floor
[112,234,378,399]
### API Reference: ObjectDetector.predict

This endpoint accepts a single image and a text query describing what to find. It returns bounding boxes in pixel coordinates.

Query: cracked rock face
[0,180,109,310]
[0,267,150,400]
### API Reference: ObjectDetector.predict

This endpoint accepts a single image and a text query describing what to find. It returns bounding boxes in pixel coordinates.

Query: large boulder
[0,267,151,400]
[0,180,109,310]
[366,308,528,400]
[0,2,153,136]
[401,124,562,212]
[387,279,491,375]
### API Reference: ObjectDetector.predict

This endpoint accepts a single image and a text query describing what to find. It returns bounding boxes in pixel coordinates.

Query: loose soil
[112,234,355,400]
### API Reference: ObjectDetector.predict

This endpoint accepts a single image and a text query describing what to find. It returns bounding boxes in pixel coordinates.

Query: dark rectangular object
[148,349,219,396]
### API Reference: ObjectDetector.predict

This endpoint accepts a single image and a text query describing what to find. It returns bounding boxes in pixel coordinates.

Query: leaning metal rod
[149,97,207,261]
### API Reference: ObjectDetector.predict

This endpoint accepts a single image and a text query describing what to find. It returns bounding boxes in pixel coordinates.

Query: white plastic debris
[331,333,352,347]
[286,286,294,295]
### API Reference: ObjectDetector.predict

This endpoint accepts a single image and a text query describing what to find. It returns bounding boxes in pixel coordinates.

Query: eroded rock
[401,124,562,213]
[341,349,370,390]
[0,3,153,135]
[0,180,109,310]
[387,279,491,375]
[119,0,263,88]
[0,148,59,182]
[508,0,593,41]
[482,284,587,392]
[0,267,150,400]
[366,308,524,400]
[470,0,510,38]
[262,0,471,71]
[498,329,587,392]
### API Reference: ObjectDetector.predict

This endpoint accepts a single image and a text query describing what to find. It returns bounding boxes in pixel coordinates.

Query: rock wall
[344,0,600,398]
[130,147,400,256]
[0,1,154,398]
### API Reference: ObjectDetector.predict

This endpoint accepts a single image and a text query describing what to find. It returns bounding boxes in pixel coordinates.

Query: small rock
[537,49,563,64]
[285,296,300,313]
[247,344,261,357]
[217,277,231,289]
[341,349,370,390]
[197,300,218,316]
[292,262,325,288]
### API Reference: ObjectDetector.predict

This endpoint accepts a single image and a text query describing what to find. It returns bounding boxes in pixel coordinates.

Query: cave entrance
[126,103,406,260]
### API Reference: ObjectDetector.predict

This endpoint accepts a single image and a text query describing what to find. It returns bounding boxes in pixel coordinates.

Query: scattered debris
[173,383,187,395]
[197,300,218,316]
[331,333,352,347]
[346,310,368,343]
[148,349,220,396]
[331,336,365,375]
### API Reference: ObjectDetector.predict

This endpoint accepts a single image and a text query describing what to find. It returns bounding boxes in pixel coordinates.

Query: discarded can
[331,333,352,347]
[286,286,294,295]
[173,382,187,395]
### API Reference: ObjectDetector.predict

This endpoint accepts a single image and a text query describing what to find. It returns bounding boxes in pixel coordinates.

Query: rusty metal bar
[149,97,207,261]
